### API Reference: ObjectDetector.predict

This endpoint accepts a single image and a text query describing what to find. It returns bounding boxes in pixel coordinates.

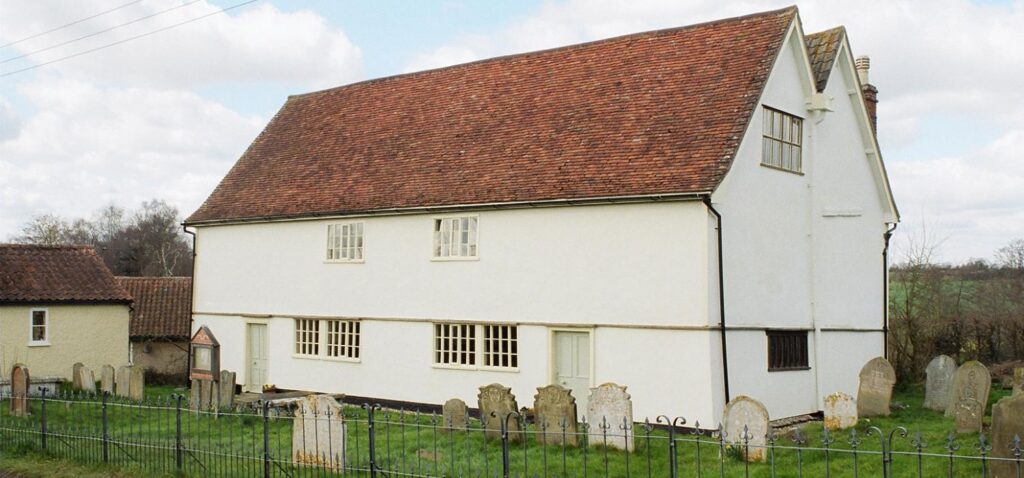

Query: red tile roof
[805,27,845,93]
[116,277,192,339]
[0,244,132,304]
[187,7,797,225]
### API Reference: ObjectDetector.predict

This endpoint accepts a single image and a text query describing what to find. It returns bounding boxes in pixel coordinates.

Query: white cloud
[0,98,18,141]
[0,1,363,89]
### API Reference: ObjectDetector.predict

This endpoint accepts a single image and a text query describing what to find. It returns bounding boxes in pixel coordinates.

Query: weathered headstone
[10,364,29,417]
[189,379,202,410]
[586,383,633,451]
[292,394,345,469]
[723,396,770,461]
[478,384,522,442]
[199,379,213,410]
[442,398,468,430]
[1013,368,1023,397]
[990,393,1024,478]
[945,361,991,420]
[823,392,858,431]
[100,365,115,395]
[954,397,986,434]
[79,366,96,394]
[856,357,897,417]
[115,366,132,398]
[128,367,145,401]
[218,371,236,409]
[71,362,84,390]
[923,355,957,411]
[534,385,578,446]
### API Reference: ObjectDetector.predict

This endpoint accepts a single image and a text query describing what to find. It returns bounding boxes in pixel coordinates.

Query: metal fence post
[499,412,511,478]
[38,387,47,452]
[175,394,183,471]
[102,392,110,463]
[365,404,379,478]
[262,401,271,478]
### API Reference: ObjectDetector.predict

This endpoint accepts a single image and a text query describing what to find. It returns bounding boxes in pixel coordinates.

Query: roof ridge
[290,6,799,100]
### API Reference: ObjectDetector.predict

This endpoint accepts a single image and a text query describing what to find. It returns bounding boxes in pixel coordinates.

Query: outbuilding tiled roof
[116,277,192,339]
[0,244,132,304]
[187,7,798,224]
[805,26,845,93]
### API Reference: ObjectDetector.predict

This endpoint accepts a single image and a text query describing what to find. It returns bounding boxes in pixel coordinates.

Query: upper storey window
[434,216,478,259]
[761,107,803,173]
[326,222,364,262]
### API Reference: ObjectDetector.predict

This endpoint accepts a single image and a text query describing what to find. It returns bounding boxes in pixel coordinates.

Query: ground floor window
[434,323,518,370]
[294,318,361,361]
[766,330,809,371]
[294,319,320,356]
[325,320,361,359]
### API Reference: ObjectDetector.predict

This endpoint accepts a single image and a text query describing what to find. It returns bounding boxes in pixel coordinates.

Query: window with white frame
[761,107,803,173]
[326,222,364,261]
[434,323,518,369]
[325,320,360,359]
[29,309,48,344]
[434,323,477,366]
[294,319,320,356]
[433,216,478,258]
[483,324,518,368]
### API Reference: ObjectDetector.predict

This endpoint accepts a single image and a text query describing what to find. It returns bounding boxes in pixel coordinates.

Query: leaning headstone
[587,383,633,451]
[218,371,236,409]
[856,357,897,417]
[442,398,468,430]
[478,384,522,443]
[10,364,30,417]
[1013,368,1023,397]
[534,385,578,446]
[79,366,97,394]
[923,355,957,411]
[990,393,1024,478]
[115,366,132,398]
[128,367,145,401]
[71,362,84,390]
[945,361,991,420]
[100,365,115,395]
[823,392,858,431]
[292,394,345,469]
[723,396,770,462]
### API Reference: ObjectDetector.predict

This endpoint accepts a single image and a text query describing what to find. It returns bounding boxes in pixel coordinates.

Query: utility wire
[1,0,206,65]
[0,0,258,78]
[0,0,146,49]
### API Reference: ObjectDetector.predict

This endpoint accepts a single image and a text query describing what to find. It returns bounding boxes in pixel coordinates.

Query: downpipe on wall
[702,196,730,404]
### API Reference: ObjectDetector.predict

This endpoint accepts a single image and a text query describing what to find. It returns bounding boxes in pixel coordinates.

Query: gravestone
[856,357,897,417]
[954,397,986,434]
[115,366,132,398]
[990,393,1024,478]
[1013,368,1023,396]
[71,362,84,390]
[79,366,96,394]
[478,384,522,443]
[10,364,29,417]
[923,355,957,411]
[723,396,770,462]
[292,394,345,469]
[189,379,202,410]
[945,361,991,421]
[534,385,578,446]
[199,379,213,410]
[219,371,236,409]
[442,398,468,429]
[100,365,115,395]
[822,392,858,431]
[129,367,145,401]
[586,383,633,451]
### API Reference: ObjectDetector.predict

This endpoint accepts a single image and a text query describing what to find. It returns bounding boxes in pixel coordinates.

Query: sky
[0,0,1022,264]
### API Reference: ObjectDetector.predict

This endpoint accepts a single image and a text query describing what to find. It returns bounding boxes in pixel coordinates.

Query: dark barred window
[767,330,809,371]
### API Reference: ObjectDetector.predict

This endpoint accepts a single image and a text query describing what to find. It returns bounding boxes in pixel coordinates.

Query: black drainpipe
[882,223,897,360]
[182,225,197,384]
[703,196,730,403]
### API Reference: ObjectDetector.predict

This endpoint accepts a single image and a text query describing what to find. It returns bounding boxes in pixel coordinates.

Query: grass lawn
[1,384,1019,477]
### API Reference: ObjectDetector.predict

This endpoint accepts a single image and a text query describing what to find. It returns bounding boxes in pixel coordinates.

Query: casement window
[767,330,810,371]
[434,323,518,370]
[294,319,321,356]
[325,320,361,359]
[326,222,364,262]
[433,216,478,259]
[294,318,361,361]
[29,309,48,345]
[761,107,803,173]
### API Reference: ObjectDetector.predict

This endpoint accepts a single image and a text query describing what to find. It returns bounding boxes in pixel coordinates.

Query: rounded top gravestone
[945,360,991,422]
[723,395,770,462]
[857,357,896,417]
[923,355,957,411]
[586,383,633,451]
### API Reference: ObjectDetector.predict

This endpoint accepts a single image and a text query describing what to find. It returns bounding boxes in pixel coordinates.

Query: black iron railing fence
[1,390,1023,478]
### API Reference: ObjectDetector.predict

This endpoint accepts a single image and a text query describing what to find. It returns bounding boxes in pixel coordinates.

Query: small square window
[434,323,476,366]
[327,222,364,262]
[767,330,809,371]
[433,216,478,259]
[325,320,361,359]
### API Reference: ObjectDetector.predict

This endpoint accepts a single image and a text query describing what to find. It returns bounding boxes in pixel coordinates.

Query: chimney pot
[855,55,871,86]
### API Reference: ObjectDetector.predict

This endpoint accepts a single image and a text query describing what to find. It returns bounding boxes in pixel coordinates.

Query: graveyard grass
[1,384,1017,477]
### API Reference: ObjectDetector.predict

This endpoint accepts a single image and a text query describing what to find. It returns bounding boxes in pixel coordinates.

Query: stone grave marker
[478,384,522,442]
[723,396,770,462]
[79,366,96,394]
[442,398,468,430]
[924,355,957,411]
[857,357,897,417]
[189,379,202,410]
[990,393,1024,478]
[292,394,345,469]
[823,392,857,431]
[100,365,115,395]
[71,362,84,390]
[945,361,991,420]
[199,379,213,410]
[128,367,145,401]
[219,371,236,409]
[586,383,633,451]
[1013,368,1023,396]
[534,384,578,446]
[10,364,29,417]
[115,366,132,398]
[954,397,986,434]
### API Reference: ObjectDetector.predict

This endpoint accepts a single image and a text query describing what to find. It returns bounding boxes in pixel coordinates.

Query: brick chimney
[855,55,878,135]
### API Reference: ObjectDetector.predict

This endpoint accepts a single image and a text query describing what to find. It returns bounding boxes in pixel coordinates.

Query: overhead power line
[2,0,206,65]
[0,0,146,49]
[0,0,258,78]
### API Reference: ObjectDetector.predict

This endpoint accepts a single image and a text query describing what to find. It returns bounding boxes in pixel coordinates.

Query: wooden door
[246,324,268,393]
[553,330,591,416]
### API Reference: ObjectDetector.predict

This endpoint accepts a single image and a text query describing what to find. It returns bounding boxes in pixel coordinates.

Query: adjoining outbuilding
[116,276,192,384]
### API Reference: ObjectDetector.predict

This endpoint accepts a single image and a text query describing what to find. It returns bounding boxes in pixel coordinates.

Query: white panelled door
[246,324,268,393]
[553,330,591,417]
